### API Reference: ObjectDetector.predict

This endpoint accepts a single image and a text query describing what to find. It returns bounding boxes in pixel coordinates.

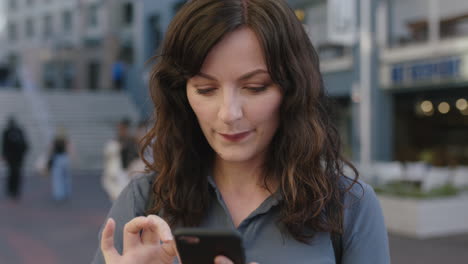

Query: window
[120,45,134,64]
[88,4,99,28]
[122,3,133,26]
[26,18,34,38]
[63,10,73,33]
[62,62,75,90]
[394,91,468,166]
[88,61,100,90]
[8,22,17,42]
[43,14,53,38]
[43,62,56,89]
[389,0,429,46]
[436,0,468,39]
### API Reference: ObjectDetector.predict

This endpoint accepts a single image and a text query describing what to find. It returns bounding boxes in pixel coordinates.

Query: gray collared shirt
[91,174,390,264]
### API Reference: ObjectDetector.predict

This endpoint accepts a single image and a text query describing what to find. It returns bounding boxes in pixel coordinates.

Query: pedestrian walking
[92,1,390,263]
[1,117,28,200]
[101,119,133,202]
[49,128,72,201]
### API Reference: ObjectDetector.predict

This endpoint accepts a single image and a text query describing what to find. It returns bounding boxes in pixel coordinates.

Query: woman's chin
[216,151,253,163]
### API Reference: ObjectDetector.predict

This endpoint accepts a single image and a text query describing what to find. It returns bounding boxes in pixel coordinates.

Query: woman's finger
[162,238,179,261]
[140,223,159,244]
[146,215,177,256]
[214,255,234,264]
[140,226,158,244]
[122,216,150,251]
[147,215,173,242]
[100,218,120,263]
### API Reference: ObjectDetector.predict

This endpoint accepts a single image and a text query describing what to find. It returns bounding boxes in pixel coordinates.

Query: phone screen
[174,228,246,264]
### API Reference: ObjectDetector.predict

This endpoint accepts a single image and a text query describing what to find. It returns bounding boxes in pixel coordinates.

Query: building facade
[382,0,468,166]
[122,0,186,116]
[291,0,468,166]
[4,0,466,165]
[1,0,172,92]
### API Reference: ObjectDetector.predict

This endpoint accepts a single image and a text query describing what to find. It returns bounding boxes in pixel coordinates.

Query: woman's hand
[101,215,177,264]
[214,256,258,264]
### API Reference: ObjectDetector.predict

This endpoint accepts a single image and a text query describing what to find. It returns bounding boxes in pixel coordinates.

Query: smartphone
[173,228,246,264]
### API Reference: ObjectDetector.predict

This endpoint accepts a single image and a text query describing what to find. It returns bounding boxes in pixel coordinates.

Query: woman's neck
[213,155,275,195]
[213,156,278,228]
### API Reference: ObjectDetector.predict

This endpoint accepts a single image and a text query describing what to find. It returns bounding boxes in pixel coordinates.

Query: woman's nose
[218,90,243,124]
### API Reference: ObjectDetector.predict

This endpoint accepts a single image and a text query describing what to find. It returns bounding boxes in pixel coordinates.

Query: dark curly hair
[141,0,359,243]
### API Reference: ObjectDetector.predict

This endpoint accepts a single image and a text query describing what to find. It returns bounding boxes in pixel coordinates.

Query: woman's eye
[245,86,267,93]
[195,88,216,95]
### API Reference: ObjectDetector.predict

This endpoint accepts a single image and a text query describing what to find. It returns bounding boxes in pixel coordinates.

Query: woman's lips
[219,131,251,142]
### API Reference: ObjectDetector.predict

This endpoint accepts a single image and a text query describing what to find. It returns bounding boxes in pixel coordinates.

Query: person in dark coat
[1,117,28,200]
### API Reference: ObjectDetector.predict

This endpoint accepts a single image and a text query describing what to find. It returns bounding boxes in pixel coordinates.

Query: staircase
[43,92,140,170]
[0,90,140,173]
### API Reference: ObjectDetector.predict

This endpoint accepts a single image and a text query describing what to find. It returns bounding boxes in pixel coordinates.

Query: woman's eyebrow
[196,69,269,81]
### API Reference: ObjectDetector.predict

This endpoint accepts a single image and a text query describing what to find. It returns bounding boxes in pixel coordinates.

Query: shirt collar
[207,174,283,213]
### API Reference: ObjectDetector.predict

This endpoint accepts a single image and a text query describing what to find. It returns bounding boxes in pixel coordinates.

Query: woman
[101,139,128,201]
[49,127,72,201]
[92,0,390,263]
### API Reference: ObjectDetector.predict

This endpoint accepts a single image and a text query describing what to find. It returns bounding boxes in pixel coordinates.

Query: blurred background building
[289,0,468,241]
[0,0,466,181]
[291,0,468,168]
[0,0,187,170]
[1,0,177,92]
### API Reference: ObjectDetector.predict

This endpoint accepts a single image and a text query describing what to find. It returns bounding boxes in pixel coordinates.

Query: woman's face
[186,27,282,163]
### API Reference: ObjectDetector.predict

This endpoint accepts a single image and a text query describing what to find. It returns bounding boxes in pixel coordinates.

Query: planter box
[378,194,468,239]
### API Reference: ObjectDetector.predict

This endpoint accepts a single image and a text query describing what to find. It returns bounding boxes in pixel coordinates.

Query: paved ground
[0,170,111,264]
[389,234,468,264]
[0,170,467,264]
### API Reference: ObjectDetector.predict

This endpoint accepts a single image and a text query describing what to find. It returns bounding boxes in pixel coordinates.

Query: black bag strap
[332,183,347,264]
[331,231,343,264]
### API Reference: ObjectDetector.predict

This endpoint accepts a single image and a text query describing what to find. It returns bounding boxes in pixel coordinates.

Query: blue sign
[391,57,462,85]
